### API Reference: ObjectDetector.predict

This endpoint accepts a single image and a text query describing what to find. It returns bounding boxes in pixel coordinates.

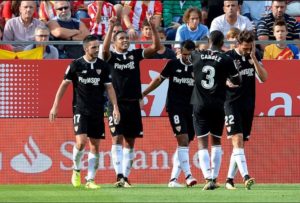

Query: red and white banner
[0,59,300,118]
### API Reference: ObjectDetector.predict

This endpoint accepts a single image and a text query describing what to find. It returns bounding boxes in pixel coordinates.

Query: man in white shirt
[210,0,253,37]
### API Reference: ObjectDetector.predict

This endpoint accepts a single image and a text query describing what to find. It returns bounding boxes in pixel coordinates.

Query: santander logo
[10,136,52,173]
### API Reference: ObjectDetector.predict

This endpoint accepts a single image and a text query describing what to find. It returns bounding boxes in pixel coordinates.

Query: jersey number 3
[201,65,215,89]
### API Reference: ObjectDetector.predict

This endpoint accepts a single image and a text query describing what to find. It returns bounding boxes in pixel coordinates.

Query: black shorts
[193,103,225,138]
[107,100,143,138]
[224,102,254,141]
[167,106,195,142]
[73,110,105,139]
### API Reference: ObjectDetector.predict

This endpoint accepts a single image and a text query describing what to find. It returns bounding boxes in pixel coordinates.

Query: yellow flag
[0,47,43,59]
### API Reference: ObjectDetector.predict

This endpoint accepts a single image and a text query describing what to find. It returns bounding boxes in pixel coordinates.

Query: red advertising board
[0,59,300,117]
[0,117,299,184]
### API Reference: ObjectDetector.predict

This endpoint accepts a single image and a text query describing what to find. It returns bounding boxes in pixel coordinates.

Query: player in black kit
[142,40,197,188]
[102,14,160,187]
[49,35,120,189]
[191,30,240,190]
[224,30,268,190]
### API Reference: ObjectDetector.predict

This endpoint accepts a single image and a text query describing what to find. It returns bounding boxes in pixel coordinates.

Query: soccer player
[102,14,160,187]
[190,30,240,190]
[49,35,120,189]
[224,30,268,190]
[142,40,197,188]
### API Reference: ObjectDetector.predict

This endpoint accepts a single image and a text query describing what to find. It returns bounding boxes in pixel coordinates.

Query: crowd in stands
[0,0,299,60]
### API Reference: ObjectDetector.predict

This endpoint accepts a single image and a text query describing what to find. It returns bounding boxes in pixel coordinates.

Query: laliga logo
[11,136,52,173]
[141,70,168,116]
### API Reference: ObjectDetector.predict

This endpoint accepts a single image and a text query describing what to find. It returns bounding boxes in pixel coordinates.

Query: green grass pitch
[0,184,299,202]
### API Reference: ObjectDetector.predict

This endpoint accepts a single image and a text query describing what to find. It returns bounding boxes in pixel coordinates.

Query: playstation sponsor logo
[10,136,52,173]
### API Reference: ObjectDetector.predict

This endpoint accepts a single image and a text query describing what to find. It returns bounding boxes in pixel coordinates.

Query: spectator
[263,20,299,59]
[196,36,209,51]
[210,0,253,37]
[135,20,152,49]
[2,0,38,23]
[122,0,162,40]
[257,0,300,47]
[47,1,90,59]
[241,1,272,27]
[24,25,59,59]
[0,24,13,51]
[174,7,209,55]
[88,0,116,40]
[226,27,241,50]
[163,0,202,41]
[38,1,56,23]
[3,1,44,51]
[150,26,176,59]
[0,1,5,27]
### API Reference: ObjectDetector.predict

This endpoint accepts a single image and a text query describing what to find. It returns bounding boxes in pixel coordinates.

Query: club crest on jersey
[82,70,87,74]
[176,69,182,73]
[176,126,181,132]
[110,127,115,133]
[226,126,231,132]
[74,126,78,132]
[96,69,102,75]
[128,55,134,60]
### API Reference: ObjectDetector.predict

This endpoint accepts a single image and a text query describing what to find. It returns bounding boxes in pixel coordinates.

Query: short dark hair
[237,30,255,44]
[83,35,98,48]
[181,40,196,51]
[142,19,150,28]
[273,20,287,30]
[209,30,224,47]
[272,0,287,4]
[113,30,127,41]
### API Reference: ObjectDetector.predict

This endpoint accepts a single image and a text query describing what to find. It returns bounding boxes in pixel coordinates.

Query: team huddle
[49,14,268,190]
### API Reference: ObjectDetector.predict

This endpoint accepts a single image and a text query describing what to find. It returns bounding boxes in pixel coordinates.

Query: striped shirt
[88,2,116,36]
[124,0,162,31]
[257,13,300,40]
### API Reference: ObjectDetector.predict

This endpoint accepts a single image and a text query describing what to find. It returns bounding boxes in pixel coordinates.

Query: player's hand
[112,108,120,125]
[128,28,137,40]
[146,11,155,26]
[250,42,256,59]
[108,16,117,27]
[49,107,58,122]
[226,79,239,88]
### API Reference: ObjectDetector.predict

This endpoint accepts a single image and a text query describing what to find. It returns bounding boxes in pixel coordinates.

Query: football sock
[86,152,99,181]
[111,144,123,175]
[211,145,222,179]
[123,147,135,178]
[198,149,211,179]
[72,145,84,171]
[177,146,191,178]
[227,152,238,179]
[233,148,249,178]
[170,148,181,181]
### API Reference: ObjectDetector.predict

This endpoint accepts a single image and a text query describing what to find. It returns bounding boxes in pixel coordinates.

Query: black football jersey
[64,57,111,115]
[225,49,261,104]
[160,58,194,109]
[191,49,239,106]
[107,49,144,101]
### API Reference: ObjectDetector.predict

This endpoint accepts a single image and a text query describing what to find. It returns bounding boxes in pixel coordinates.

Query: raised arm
[102,16,117,61]
[144,12,161,58]
[49,80,71,122]
[250,43,268,82]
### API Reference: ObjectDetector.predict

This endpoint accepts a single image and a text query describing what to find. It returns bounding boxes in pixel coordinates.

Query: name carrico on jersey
[114,61,135,70]
[200,54,222,62]
[78,76,101,85]
[173,76,194,86]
